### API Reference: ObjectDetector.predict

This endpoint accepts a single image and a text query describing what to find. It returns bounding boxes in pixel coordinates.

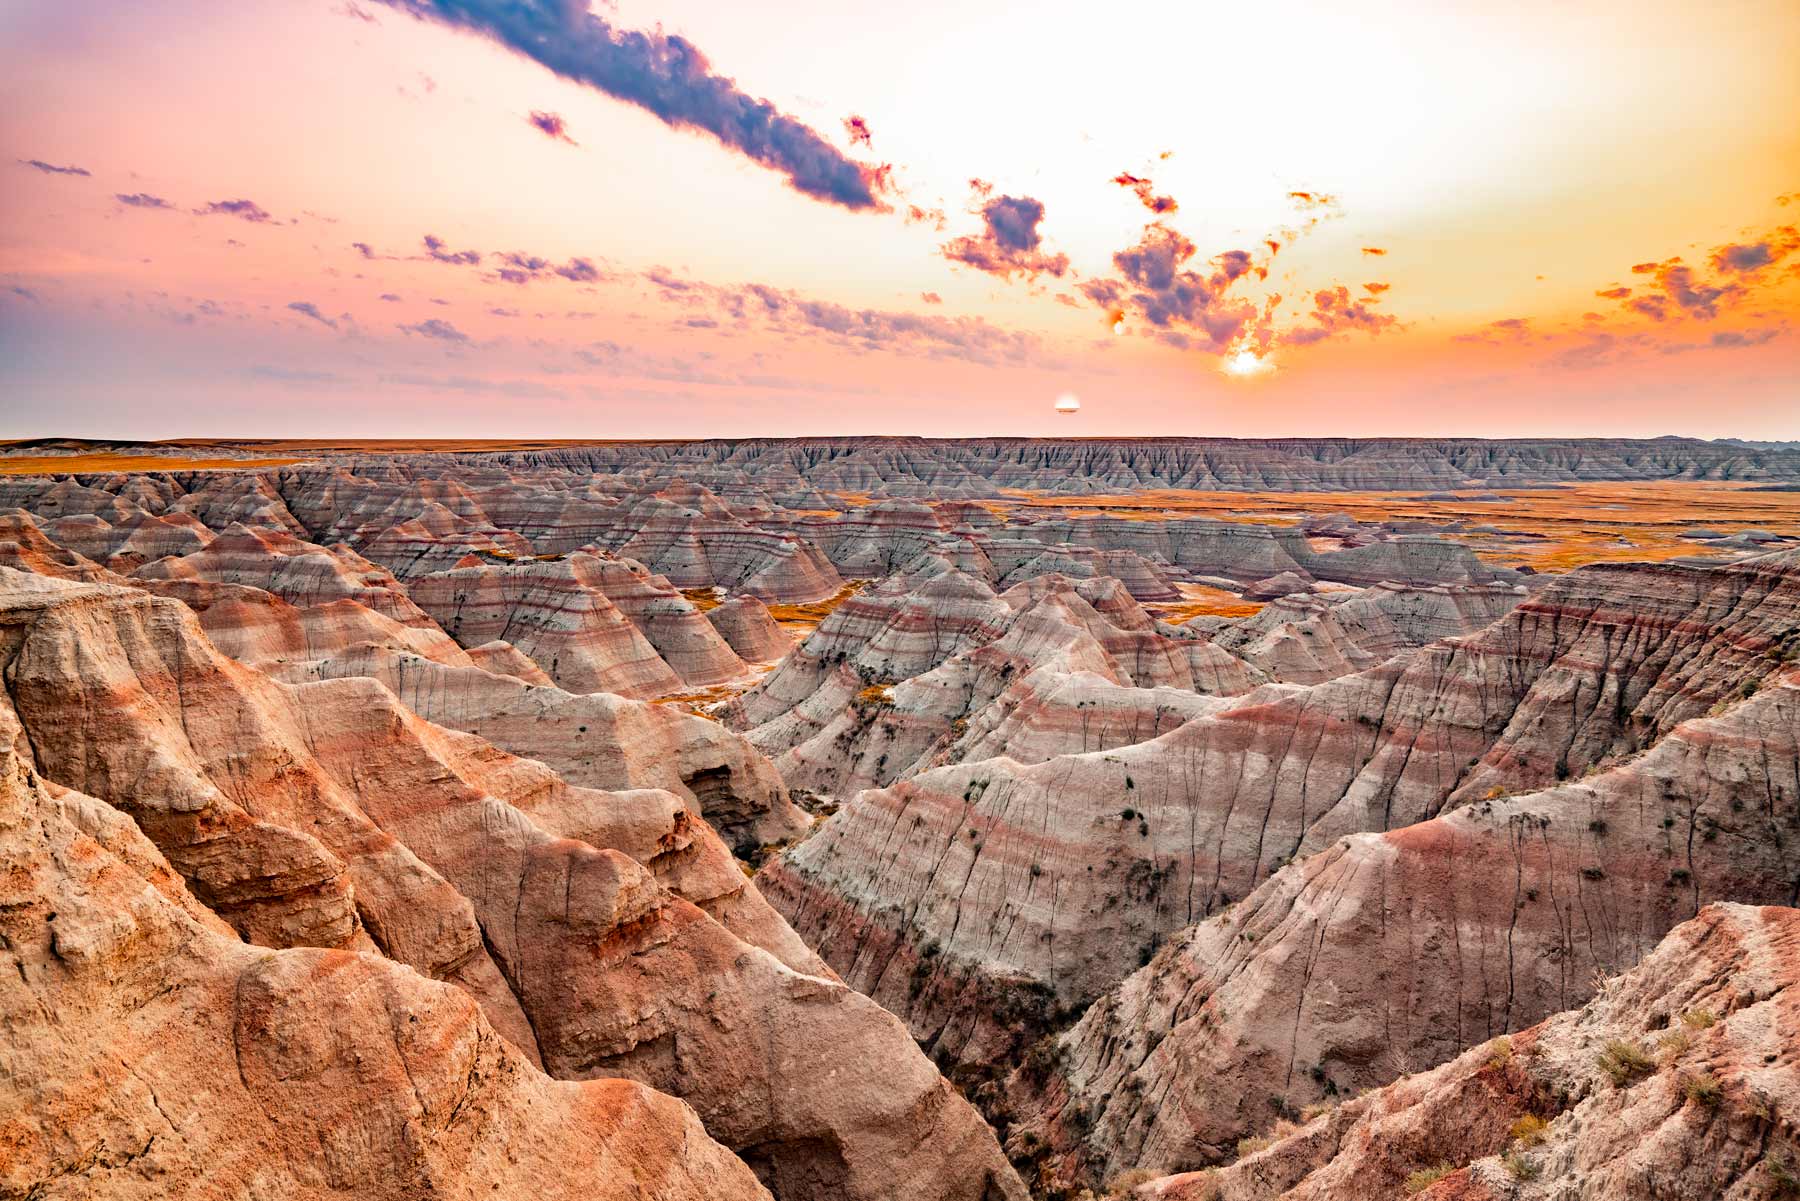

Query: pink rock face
[609,487,845,603]
[133,521,440,632]
[0,509,127,583]
[1016,658,1800,1187]
[0,568,1026,1201]
[708,594,794,662]
[408,553,686,697]
[357,502,538,579]
[0,753,770,1201]
[759,553,1800,1100]
[1135,903,1800,1201]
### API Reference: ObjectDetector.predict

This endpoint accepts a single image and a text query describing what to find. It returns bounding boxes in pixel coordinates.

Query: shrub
[1503,1150,1541,1181]
[1508,1113,1548,1147]
[1658,1029,1690,1060]
[1403,1163,1455,1194]
[1681,1007,1718,1029]
[1597,1039,1654,1085]
[1485,1036,1513,1070]
[1103,1168,1159,1199]
[1685,1072,1723,1107]
[1235,1135,1273,1160]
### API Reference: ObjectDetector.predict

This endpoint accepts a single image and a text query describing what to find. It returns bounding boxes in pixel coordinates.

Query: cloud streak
[1113,172,1177,214]
[373,0,885,210]
[287,300,338,329]
[941,193,1068,280]
[196,198,275,223]
[527,110,576,144]
[115,192,174,209]
[20,159,89,176]
[399,317,470,342]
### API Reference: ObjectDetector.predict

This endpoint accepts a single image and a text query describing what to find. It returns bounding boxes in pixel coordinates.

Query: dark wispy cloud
[1283,285,1398,345]
[115,192,174,209]
[495,251,549,284]
[1623,258,1734,320]
[1595,213,1799,329]
[250,364,349,385]
[353,241,379,259]
[7,285,39,302]
[941,193,1068,280]
[379,292,403,302]
[382,371,562,398]
[619,268,1042,366]
[1710,226,1799,275]
[422,233,481,264]
[1075,177,1394,357]
[287,300,338,329]
[1079,224,1256,351]
[527,110,576,144]
[372,0,885,210]
[844,115,872,147]
[1452,316,1535,346]
[20,159,89,176]
[196,198,274,223]
[1112,171,1176,214]
[555,257,602,282]
[399,316,470,342]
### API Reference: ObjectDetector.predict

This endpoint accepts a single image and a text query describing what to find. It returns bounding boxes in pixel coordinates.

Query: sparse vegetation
[1503,1150,1541,1181]
[1597,1039,1655,1086]
[1684,1072,1723,1107]
[1681,1007,1717,1030]
[1403,1163,1456,1194]
[1235,1135,1273,1160]
[1508,1113,1548,1147]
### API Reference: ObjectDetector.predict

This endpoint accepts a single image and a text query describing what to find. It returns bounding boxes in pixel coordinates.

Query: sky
[1,0,1796,440]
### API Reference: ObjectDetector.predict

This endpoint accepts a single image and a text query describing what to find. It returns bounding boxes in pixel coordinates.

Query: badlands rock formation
[0,446,1795,1200]
[0,749,767,1201]
[756,550,1800,1184]
[0,568,1025,1201]
[1138,903,1800,1201]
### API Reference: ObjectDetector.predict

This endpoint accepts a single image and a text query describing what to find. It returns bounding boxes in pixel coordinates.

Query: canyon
[2,436,1798,1200]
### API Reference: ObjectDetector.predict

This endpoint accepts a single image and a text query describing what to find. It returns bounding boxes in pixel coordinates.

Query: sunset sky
[1,0,1796,439]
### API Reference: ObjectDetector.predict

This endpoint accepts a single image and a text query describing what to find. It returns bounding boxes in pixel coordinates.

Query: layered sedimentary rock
[0,750,768,1201]
[1012,645,1800,1187]
[447,436,1800,494]
[1136,903,1800,1201]
[145,574,806,855]
[0,568,1026,1201]
[1190,581,1524,684]
[134,521,439,632]
[709,593,794,662]
[759,553,1800,1095]
[734,565,1262,801]
[408,553,688,697]
[607,484,844,602]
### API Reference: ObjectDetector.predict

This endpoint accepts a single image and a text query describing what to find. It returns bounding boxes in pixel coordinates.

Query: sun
[1221,349,1274,378]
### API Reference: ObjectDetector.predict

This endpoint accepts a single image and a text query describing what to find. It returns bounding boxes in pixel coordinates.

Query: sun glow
[1222,349,1274,377]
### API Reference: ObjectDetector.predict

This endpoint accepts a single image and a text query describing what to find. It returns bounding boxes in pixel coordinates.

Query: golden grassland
[766,580,869,633]
[679,588,723,612]
[1000,481,1800,574]
[0,453,307,475]
[1147,583,1265,623]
